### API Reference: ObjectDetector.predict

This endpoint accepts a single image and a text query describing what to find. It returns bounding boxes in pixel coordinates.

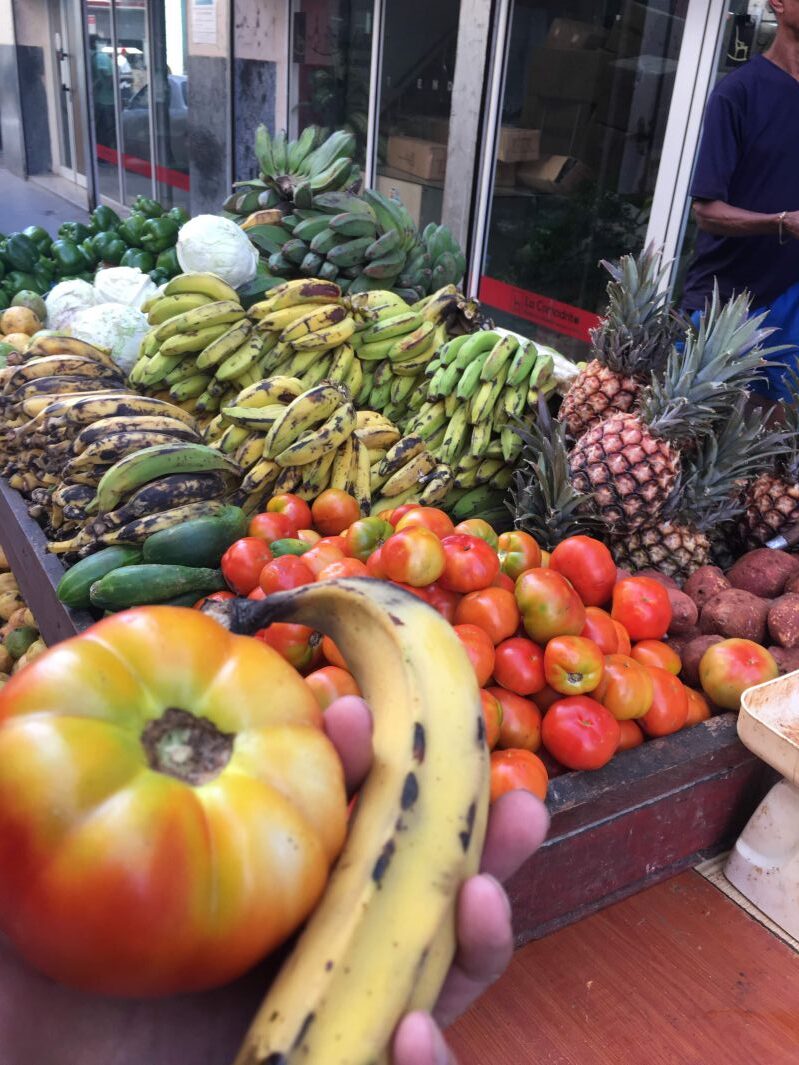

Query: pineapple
[558,245,680,439]
[740,376,799,547]
[511,399,601,551]
[569,287,775,530]
[611,398,788,580]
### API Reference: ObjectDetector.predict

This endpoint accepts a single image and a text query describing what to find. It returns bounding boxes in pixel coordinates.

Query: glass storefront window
[479,2,687,360]
[374,0,461,230]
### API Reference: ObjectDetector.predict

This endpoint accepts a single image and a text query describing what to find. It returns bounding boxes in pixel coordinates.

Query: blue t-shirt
[682,55,799,314]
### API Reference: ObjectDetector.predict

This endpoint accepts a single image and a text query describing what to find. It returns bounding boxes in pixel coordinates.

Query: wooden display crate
[0,476,774,937]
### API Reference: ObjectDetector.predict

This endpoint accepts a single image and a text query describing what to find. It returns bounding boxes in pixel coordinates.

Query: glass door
[86,0,124,203]
[50,0,90,195]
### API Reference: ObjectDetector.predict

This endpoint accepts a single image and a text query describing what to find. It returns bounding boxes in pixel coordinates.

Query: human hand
[325,696,550,1065]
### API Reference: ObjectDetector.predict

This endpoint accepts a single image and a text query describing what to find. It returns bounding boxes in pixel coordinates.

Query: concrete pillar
[186,0,232,214]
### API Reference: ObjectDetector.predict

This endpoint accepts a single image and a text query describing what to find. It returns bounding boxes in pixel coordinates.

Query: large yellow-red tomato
[0,607,347,996]
[698,638,779,710]
[515,568,586,643]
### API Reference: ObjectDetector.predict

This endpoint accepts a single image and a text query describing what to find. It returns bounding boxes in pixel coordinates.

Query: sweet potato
[699,588,770,643]
[767,594,799,648]
[667,589,699,635]
[681,634,724,688]
[635,569,681,590]
[727,549,799,598]
[784,571,799,595]
[683,566,731,610]
[768,646,799,675]
[665,629,702,659]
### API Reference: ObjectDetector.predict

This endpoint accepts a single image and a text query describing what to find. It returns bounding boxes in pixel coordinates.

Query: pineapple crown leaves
[590,243,683,376]
[664,396,792,530]
[509,399,602,551]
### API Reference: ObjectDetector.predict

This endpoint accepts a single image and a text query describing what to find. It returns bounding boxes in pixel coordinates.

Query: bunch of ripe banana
[130,272,276,420]
[403,331,559,510]
[222,125,361,217]
[47,441,242,559]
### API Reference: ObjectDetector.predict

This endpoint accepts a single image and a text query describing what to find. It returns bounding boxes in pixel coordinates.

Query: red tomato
[698,639,779,710]
[266,493,312,531]
[258,555,315,594]
[489,686,542,752]
[248,586,266,600]
[316,535,351,555]
[305,666,361,710]
[222,537,273,595]
[454,587,520,645]
[541,696,620,770]
[611,577,672,640]
[454,623,496,687]
[613,620,632,656]
[381,526,445,587]
[375,507,395,525]
[296,528,321,547]
[630,639,681,675]
[389,581,431,602]
[617,719,645,752]
[493,637,545,696]
[317,558,370,580]
[311,489,360,536]
[480,689,503,750]
[424,581,461,623]
[346,516,393,561]
[639,666,689,736]
[592,653,654,720]
[365,545,387,578]
[490,749,548,803]
[549,536,617,606]
[580,606,619,654]
[395,506,455,539]
[193,590,235,610]
[497,530,542,580]
[492,570,516,593]
[544,636,605,695]
[455,518,499,550]
[515,568,586,643]
[531,683,562,714]
[386,503,419,527]
[439,534,500,593]
[302,542,346,577]
[322,635,348,669]
[248,512,298,543]
[685,687,712,725]
[255,623,319,672]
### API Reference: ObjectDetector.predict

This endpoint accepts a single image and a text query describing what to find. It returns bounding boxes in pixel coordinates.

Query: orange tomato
[616,719,645,752]
[492,570,516,593]
[266,493,312,531]
[490,749,548,803]
[611,577,672,640]
[515,568,586,643]
[630,639,681,675]
[581,606,619,655]
[381,526,446,587]
[592,653,654,720]
[455,518,499,550]
[311,489,360,536]
[480,689,503,750]
[493,637,546,696]
[302,542,346,577]
[322,635,347,669]
[613,620,632,656]
[639,666,689,736]
[454,587,520,645]
[395,506,455,539]
[248,511,298,542]
[497,530,542,580]
[365,545,387,578]
[316,558,370,581]
[258,555,315,594]
[305,665,361,710]
[489,686,542,752]
[453,623,496,687]
[543,635,604,695]
[685,687,712,726]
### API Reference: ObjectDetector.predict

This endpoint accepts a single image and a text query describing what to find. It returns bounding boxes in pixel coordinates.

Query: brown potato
[700,588,770,643]
[767,594,799,648]
[667,588,699,635]
[683,566,731,610]
[681,634,724,688]
[727,549,799,598]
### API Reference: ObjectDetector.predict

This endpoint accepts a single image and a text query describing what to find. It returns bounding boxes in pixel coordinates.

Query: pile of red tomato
[198,488,713,806]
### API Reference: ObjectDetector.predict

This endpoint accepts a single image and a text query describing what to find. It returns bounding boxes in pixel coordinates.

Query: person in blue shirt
[682,0,799,400]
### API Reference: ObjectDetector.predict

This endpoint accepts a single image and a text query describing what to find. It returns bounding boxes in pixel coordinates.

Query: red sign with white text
[479,276,599,343]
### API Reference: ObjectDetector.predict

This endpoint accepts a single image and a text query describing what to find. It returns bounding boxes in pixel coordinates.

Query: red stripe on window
[96,143,190,192]
[479,276,599,343]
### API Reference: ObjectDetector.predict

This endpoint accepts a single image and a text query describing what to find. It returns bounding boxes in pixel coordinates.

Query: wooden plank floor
[448,871,799,1065]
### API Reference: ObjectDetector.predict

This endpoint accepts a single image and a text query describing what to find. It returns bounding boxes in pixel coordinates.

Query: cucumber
[5,626,39,660]
[89,565,226,611]
[158,591,206,607]
[57,545,143,609]
[270,537,310,557]
[141,506,248,568]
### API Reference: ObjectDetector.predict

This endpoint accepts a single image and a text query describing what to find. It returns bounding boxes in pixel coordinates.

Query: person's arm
[693,200,799,240]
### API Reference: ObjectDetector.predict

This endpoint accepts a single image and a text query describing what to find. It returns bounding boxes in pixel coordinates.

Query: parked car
[122,74,188,172]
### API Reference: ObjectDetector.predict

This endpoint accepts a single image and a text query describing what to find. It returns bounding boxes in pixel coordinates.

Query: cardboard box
[386,136,447,182]
[516,155,592,194]
[546,17,608,51]
[596,55,678,139]
[494,159,517,187]
[496,126,541,163]
[376,173,443,230]
[582,122,660,196]
[536,99,594,157]
[412,116,450,144]
[525,46,609,103]
[607,1,685,62]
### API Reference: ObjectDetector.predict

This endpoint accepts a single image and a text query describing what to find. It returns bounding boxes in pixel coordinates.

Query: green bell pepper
[166,206,189,226]
[89,205,121,234]
[33,263,56,292]
[57,221,92,245]
[4,270,44,295]
[155,247,180,276]
[91,231,126,265]
[131,196,163,219]
[149,268,170,287]
[22,225,53,254]
[2,233,40,273]
[140,216,179,254]
[51,238,88,275]
[79,239,100,268]
[118,213,148,247]
[35,257,57,280]
[120,247,155,272]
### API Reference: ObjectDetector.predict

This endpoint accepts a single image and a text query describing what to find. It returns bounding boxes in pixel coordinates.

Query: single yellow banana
[289,317,356,352]
[235,376,304,408]
[328,436,354,492]
[255,279,342,311]
[280,304,348,344]
[380,450,437,497]
[274,402,356,467]
[264,382,349,458]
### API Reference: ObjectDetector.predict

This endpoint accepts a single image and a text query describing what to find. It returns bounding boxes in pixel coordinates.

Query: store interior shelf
[0,477,92,644]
